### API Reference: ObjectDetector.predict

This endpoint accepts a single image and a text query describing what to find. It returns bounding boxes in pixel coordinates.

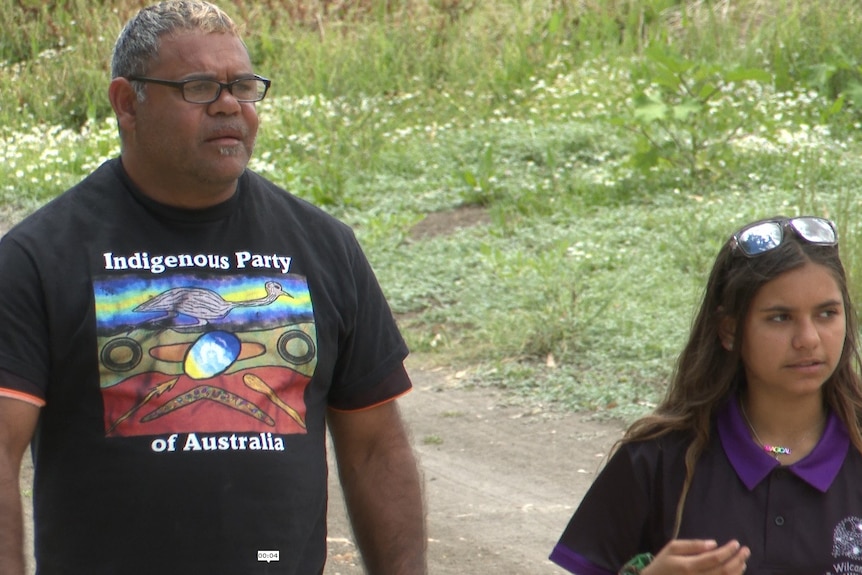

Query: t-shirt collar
[114,158,244,223]
[717,397,849,493]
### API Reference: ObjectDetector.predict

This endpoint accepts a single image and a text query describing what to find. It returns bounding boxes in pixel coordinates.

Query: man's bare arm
[0,395,39,575]
[328,400,426,575]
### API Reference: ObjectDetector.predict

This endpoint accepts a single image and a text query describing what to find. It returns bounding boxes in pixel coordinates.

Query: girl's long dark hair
[617,216,862,536]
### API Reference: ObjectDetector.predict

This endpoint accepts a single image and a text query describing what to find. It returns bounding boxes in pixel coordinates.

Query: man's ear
[718,308,736,351]
[108,77,139,134]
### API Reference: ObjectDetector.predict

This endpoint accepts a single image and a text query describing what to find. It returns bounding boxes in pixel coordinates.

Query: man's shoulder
[6,159,122,238]
[242,170,353,232]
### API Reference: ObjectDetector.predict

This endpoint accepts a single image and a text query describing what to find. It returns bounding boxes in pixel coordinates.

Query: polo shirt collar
[717,397,849,493]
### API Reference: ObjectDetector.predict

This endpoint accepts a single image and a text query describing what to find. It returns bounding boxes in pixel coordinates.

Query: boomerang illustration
[243,373,306,429]
[140,385,276,426]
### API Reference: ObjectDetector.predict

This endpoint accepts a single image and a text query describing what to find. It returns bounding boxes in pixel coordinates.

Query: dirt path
[325,356,625,574]
[19,356,625,574]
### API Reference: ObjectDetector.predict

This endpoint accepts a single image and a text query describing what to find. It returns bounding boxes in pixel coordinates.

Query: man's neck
[121,157,239,209]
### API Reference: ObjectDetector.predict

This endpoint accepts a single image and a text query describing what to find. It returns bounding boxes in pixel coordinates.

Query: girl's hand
[641,539,750,574]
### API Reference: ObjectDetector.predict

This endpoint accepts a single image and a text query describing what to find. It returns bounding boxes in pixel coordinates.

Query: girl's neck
[740,391,827,465]
[744,390,825,433]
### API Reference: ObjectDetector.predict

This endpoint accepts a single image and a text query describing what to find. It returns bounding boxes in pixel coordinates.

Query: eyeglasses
[730,216,837,257]
[126,74,271,104]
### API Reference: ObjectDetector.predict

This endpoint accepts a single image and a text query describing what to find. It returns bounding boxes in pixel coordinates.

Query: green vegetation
[4,0,862,422]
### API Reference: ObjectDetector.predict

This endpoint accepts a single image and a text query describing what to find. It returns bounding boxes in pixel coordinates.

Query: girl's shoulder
[615,428,702,473]
[621,428,697,454]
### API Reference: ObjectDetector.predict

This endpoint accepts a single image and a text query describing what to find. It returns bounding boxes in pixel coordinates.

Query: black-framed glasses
[730,216,837,257]
[127,74,271,104]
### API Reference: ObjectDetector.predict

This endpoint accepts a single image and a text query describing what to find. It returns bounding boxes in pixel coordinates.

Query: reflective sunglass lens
[737,222,783,256]
[791,217,836,244]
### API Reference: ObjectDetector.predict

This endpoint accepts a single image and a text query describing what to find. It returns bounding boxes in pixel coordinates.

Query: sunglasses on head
[729,216,838,257]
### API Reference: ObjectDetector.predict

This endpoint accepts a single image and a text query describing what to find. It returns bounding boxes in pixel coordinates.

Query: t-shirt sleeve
[325,231,410,411]
[0,369,45,407]
[550,443,657,574]
[328,362,412,412]
[0,235,49,405]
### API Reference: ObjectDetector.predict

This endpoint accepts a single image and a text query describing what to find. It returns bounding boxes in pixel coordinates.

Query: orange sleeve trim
[327,387,412,414]
[0,388,46,408]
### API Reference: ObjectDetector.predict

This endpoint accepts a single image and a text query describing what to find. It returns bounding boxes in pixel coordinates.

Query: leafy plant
[624,45,772,178]
[460,145,498,206]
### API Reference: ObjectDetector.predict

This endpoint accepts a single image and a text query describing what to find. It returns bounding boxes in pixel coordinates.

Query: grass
[5,0,862,423]
[422,434,444,446]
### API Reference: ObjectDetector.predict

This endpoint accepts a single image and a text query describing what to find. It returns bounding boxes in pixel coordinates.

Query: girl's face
[738,261,846,400]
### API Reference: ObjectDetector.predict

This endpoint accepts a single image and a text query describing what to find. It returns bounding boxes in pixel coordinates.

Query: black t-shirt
[0,159,410,574]
[550,399,862,575]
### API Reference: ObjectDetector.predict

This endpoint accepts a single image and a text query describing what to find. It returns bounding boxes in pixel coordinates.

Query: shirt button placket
[764,469,793,564]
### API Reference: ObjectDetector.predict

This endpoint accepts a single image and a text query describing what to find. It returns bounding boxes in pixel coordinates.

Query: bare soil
[323,356,624,574]
[407,205,492,241]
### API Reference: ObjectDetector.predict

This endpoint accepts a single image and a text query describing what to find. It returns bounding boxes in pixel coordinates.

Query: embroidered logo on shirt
[832,516,862,574]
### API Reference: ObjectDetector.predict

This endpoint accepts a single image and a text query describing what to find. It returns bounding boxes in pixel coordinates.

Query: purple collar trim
[717,398,849,493]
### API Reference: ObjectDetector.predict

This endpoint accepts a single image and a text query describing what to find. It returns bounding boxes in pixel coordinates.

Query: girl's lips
[787,360,826,374]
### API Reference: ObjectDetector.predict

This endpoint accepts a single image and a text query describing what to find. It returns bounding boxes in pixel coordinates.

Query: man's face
[128,31,260,199]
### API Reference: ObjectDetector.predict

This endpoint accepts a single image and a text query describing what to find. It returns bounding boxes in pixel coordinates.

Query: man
[0,2,426,574]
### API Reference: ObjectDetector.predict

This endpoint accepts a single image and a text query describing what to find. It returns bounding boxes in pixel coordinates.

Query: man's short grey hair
[112,1,242,99]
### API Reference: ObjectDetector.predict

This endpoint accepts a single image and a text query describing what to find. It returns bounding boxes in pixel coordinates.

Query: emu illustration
[134,281,291,329]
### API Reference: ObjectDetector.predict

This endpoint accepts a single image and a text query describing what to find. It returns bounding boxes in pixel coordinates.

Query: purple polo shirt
[720,399,847,493]
[550,399,860,575]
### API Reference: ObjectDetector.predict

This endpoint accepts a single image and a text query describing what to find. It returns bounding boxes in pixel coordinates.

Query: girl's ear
[718,308,736,351]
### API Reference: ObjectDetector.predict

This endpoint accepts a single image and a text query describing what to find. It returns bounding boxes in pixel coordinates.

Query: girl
[550,216,862,575]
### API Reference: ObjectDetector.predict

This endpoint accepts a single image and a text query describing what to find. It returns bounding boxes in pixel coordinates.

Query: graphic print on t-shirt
[94,273,315,437]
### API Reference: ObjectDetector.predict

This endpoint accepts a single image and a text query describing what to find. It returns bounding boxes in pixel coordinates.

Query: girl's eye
[769,314,790,323]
